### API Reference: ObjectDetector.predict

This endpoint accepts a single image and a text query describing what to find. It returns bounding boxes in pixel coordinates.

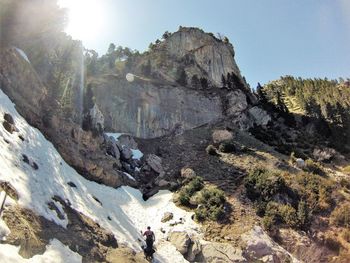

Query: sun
[58,0,105,41]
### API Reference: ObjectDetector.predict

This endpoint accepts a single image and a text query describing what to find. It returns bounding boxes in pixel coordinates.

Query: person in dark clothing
[143,226,155,259]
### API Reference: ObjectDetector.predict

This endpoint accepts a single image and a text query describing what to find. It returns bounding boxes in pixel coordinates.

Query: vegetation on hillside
[256,76,350,152]
[245,167,333,230]
[177,176,227,222]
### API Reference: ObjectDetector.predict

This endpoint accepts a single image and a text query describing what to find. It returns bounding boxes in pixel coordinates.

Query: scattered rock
[32,162,39,170]
[92,195,102,206]
[218,141,236,153]
[295,158,305,168]
[142,188,159,201]
[168,231,191,255]
[180,168,196,179]
[4,113,14,125]
[313,147,336,162]
[47,201,65,220]
[187,240,202,262]
[67,182,77,188]
[18,135,25,141]
[206,145,218,156]
[199,242,245,262]
[3,121,16,134]
[121,146,133,161]
[157,179,169,188]
[22,154,30,164]
[161,212,174,223]
[146,154,164,175]
[118,134,138,149]
[212,130,234,144]
[106,139,121,160]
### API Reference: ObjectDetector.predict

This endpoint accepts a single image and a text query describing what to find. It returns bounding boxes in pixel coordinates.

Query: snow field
[0,89,199,262]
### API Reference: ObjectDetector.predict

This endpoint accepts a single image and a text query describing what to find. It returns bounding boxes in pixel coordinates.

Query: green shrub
[296,172,332,213]
[297,200,310,228]
[195,206,207,222]
[177,176,203,205]
[262,215,276,231]
[330,203,350,227]
[244,168,286,203]
[218,141,236,153]
[206,145,218,155]
[178,189,191,206]
[279,204,298,228]
[187,176,204,194]
[303,159,324,176]
[194,186,226,222]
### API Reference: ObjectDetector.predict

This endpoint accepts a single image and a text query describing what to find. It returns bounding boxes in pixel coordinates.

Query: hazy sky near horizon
[59,0,350,87]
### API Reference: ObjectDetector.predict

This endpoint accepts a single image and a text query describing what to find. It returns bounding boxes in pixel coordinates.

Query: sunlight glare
[59,0,106,41]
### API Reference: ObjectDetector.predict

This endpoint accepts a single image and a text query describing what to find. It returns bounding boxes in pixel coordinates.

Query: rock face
[152,27,244,87]
[90,27,261,139]
[92,76,224,138]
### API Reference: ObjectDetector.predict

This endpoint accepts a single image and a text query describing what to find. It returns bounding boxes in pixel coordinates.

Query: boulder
[161,212,174,223]
[106,138,121,160]
[168,231,191,255]
[146,154,164,175]
[212,130,234,144]
[313,147,336,162]
[248,106,271,126]
[4,113,14,125]
[118,134,138,149]
[295,158,305,168]
[180,168,196,179]
[157,179,169,188]
[121,146,133,161]
[200,242,245,262]
[187,240,202,262]
[3,121,16,134]
[242,226,294,263]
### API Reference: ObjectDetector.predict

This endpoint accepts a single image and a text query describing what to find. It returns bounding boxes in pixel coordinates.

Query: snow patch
[14,48,30,63]
[105,132,123,141]
[0,89,199,262]
[0,239,82,263]
[131,149,143,160]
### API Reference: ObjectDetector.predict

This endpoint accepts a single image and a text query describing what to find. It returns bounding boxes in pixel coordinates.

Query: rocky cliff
[137,27,245,88]
[90,27,262,138]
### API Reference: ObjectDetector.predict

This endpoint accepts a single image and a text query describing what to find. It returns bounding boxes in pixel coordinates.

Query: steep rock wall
[91,76,225,138]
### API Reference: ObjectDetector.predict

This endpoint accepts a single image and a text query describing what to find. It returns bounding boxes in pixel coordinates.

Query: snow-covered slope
[0,89,200,262]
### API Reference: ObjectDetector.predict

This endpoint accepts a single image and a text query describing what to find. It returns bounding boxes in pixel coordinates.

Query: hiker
[143,226,155,259]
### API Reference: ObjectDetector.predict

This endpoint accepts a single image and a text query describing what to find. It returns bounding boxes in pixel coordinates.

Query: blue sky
[60,0,350,87]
